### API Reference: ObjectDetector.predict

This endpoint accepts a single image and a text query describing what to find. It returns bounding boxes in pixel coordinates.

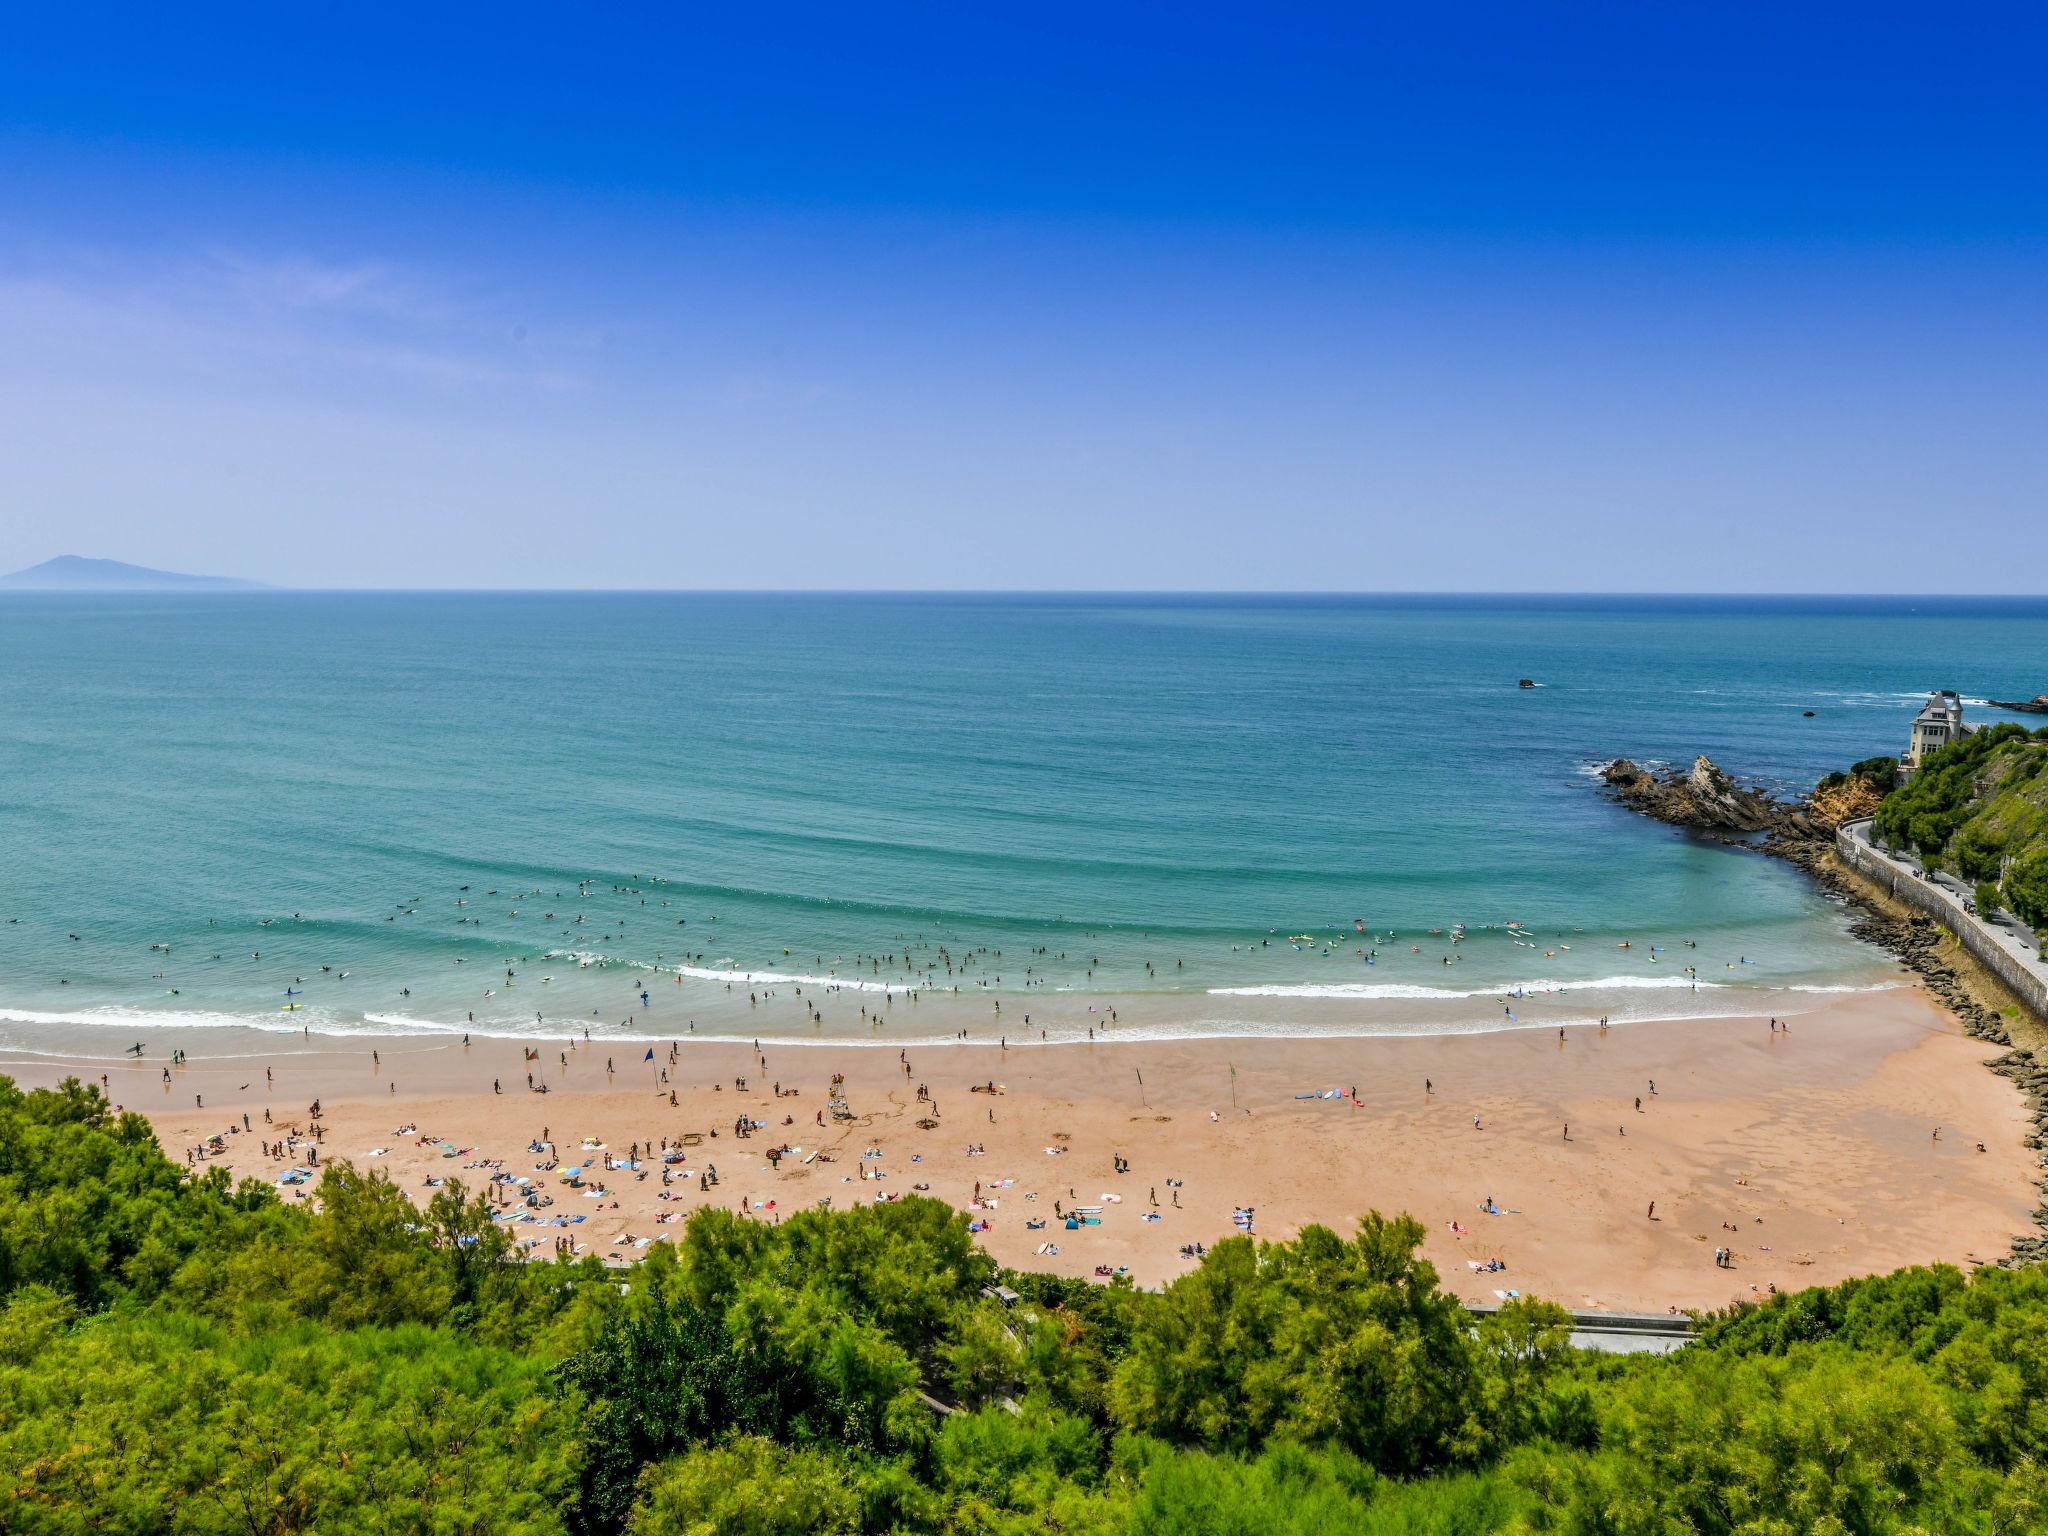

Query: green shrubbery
[1820,755,1901,795]
[4,1073,2048,1533]
[2006,843,2048,932]
[1876,723,2048,928]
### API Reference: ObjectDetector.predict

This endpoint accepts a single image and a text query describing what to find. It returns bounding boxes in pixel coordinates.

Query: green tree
[1111,1215,1484,1472]
[0,1297,577,1535]
[1473,1297,1587,1452]
[628,1438,858,1536]
[1517,1350,1966,1535]
[557,1246,786,1536]
[2005,844,2048,928]
[0,1077,251,1309]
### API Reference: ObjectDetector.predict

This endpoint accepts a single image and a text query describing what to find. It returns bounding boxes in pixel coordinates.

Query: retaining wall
[1835,818,2048,1022]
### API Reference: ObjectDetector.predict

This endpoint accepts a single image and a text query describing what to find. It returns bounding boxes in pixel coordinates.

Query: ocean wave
[1207,974,1723,1000]
[0,1004,344,1035]
[673,964,901,994]
[1058,1007,1782,1043]
[1827,690,1948,708]
[542,949,914,995]
[360,1011,504,1036]
[0,981,1895,1054]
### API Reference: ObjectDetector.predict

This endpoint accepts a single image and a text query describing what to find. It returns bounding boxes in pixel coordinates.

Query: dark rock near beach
[1988,694,2048,715]
[1518,678,1537,688]
[1600,756,1799,837]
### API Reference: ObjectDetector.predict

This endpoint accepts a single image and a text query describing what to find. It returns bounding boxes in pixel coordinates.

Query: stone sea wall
[1834,819,2048,1023]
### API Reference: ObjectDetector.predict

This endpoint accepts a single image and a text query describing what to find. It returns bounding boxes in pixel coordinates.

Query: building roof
[1914,691,1963,724]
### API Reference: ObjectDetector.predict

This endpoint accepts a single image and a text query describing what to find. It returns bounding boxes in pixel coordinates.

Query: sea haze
[2,592,2043,1048]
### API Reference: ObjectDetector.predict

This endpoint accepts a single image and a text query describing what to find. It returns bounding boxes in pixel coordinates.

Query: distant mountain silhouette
[0,555,266,591]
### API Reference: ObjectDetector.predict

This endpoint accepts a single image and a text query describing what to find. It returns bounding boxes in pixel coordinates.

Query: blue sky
[0,4,2041,589]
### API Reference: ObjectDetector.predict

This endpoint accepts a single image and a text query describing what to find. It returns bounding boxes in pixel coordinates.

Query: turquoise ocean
[3,593,2044,1050]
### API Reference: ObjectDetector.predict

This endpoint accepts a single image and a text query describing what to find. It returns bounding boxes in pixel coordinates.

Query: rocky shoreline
[1599,755,2048,1264]
[1987,693,2048,715]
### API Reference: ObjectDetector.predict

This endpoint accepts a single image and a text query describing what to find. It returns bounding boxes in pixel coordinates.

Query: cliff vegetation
[1875,722,2048,929]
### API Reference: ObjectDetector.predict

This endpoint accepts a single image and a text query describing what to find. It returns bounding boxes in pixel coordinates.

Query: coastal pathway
[1838,819,2048,1018]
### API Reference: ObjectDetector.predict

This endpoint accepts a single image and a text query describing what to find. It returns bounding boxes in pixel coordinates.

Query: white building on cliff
[1902,690,1972,780]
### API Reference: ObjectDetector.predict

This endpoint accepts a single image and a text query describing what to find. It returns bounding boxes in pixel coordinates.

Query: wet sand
[7,988,2036,1312]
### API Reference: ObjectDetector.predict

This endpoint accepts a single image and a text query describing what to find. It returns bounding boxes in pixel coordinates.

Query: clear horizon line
[3,585,2047,600]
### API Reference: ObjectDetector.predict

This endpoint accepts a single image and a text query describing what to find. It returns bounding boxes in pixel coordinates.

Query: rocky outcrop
[1807,774,1887,827]
[1988,694,2048,715]
[1599,756,1819,839]
[1989,1046,2048,1265]
[1601,754,2028,1037]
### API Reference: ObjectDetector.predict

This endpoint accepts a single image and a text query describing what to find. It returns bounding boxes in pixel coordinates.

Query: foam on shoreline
[1207,974,1726,1000]
[0,979,1903,1052]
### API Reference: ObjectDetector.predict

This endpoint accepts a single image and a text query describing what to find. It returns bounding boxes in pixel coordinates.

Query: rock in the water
[1599,755,1791,835]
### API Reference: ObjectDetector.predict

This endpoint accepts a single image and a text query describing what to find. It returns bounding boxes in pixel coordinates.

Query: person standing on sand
[1647,1200,1656,1220]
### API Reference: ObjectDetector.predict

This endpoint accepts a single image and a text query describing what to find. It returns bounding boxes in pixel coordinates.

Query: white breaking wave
[360,1012,500,1036]
[544,950,902,994]
[1207,974,1723,1001]
[0,1004,346,1035]
[673,963,900,994]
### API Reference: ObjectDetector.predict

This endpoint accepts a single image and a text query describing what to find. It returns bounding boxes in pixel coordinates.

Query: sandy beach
[6,987,2036,1314]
